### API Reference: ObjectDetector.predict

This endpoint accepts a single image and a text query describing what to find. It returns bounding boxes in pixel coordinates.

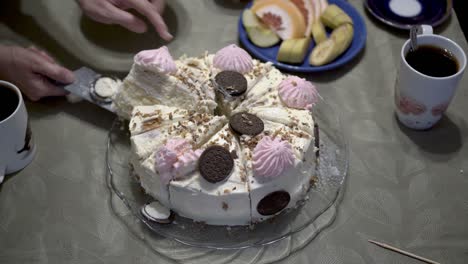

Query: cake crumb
[224,189,231,194]
[222,202,229,211]
[310,175,319,188]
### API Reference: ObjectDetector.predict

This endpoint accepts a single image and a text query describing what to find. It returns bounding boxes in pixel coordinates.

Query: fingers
[32,55,75,85]
[26,77,69,101]
[28,46,54,63]
[104,2,148,33]
[151,0,166,14]
[129,0,173,41]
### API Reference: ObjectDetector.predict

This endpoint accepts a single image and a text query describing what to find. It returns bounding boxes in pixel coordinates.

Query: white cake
[115,45,320,226]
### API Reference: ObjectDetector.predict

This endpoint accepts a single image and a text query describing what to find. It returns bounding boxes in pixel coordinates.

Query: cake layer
[113,50,217,119]
[129,105,193,135]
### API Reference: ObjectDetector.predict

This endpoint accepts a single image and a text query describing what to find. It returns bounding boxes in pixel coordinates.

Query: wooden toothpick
[368,240,441,264]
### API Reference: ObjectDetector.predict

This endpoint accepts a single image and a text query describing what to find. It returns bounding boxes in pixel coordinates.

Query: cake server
[57,67,118,114]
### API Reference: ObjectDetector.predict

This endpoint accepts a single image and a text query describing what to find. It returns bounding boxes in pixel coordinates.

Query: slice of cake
[169,124,251,225]
[249,106,315,136]
[208,44,272,116]
[234,67,285,112]
[239,119,317,223]
[130,106,226,162]
[113,47,216,119]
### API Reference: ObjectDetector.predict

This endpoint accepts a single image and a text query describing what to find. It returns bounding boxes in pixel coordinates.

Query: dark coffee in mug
[0,85,20,122]
[405,45,459,77]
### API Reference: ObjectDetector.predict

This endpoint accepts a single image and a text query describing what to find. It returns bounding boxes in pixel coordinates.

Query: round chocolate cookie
[229,112,264,136]
[199,145,234,183]
[214,71,247,96]
[257,191,291,216]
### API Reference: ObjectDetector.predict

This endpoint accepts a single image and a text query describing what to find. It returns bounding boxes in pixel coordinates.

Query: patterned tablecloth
[1,0,467,263]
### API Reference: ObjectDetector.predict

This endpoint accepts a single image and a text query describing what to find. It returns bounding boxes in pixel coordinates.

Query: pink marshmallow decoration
[278,76,319,110]
[134,46,178,74]
[253,136,295,180]
[213,44,254,74]
[154,139,199,184]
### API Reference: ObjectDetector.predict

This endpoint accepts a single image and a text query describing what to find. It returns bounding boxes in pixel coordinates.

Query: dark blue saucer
[365,0,452,30]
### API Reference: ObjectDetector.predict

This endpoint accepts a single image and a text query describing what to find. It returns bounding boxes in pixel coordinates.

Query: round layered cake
[113,44,320,226]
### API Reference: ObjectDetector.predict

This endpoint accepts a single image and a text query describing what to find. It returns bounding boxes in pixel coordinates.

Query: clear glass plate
[106,100,348,252]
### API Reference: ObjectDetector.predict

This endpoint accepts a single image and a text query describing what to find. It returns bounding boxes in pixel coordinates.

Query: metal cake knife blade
[60,67,116,113]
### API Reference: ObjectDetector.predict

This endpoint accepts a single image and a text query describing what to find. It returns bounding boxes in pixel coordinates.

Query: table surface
[1,0,468,263]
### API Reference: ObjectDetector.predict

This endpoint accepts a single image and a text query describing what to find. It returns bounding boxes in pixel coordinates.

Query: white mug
[0,81,36,183]
[394,25,467,130]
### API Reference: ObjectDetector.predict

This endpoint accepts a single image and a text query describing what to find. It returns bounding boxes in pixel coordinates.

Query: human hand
[0,46,75,101]
[77,0,172,41]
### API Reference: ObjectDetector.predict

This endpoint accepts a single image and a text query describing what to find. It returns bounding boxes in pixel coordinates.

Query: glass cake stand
[106,100,348,258]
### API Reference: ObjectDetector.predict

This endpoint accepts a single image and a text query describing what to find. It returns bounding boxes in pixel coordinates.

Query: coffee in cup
[0,81,36,184]
[0,84,20,122]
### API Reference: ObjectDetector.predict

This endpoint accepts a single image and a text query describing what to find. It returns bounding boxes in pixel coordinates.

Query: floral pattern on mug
[394,90,427,115]
[431,102,449,116]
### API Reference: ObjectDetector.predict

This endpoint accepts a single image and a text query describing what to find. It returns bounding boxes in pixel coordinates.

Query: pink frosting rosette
[134,46,177,74]
[155,139,201,184]
[253,136,295,180]
[278,76,319,110]
[213,44,254,74]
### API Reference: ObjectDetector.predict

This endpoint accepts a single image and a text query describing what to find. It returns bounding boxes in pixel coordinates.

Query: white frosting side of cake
[133,153,171,207]
[169,124,251,225]
[240,120,316,223]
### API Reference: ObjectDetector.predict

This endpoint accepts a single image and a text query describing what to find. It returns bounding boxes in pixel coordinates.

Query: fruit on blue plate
[321,4,353,29]
[309,23,353,65]
[243,9,281,48]
[277,37,311,63]
[311,21,327,44]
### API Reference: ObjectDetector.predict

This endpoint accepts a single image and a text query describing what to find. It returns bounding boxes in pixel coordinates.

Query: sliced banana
[278,38,311,64]
[289,37,311,63]
[330,23,354,55]
[321,4,353,29]
[311,21,327,44]
[309,23,354,66]
[309,38,336,66]
[277,38,295,63]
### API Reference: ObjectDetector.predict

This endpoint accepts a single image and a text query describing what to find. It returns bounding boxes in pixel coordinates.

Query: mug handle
[419,25,433,35]
[0,165,5,184]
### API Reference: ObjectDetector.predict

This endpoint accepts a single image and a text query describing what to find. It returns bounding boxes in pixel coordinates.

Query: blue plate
[238,0,367,73]
[365,0,452,30]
